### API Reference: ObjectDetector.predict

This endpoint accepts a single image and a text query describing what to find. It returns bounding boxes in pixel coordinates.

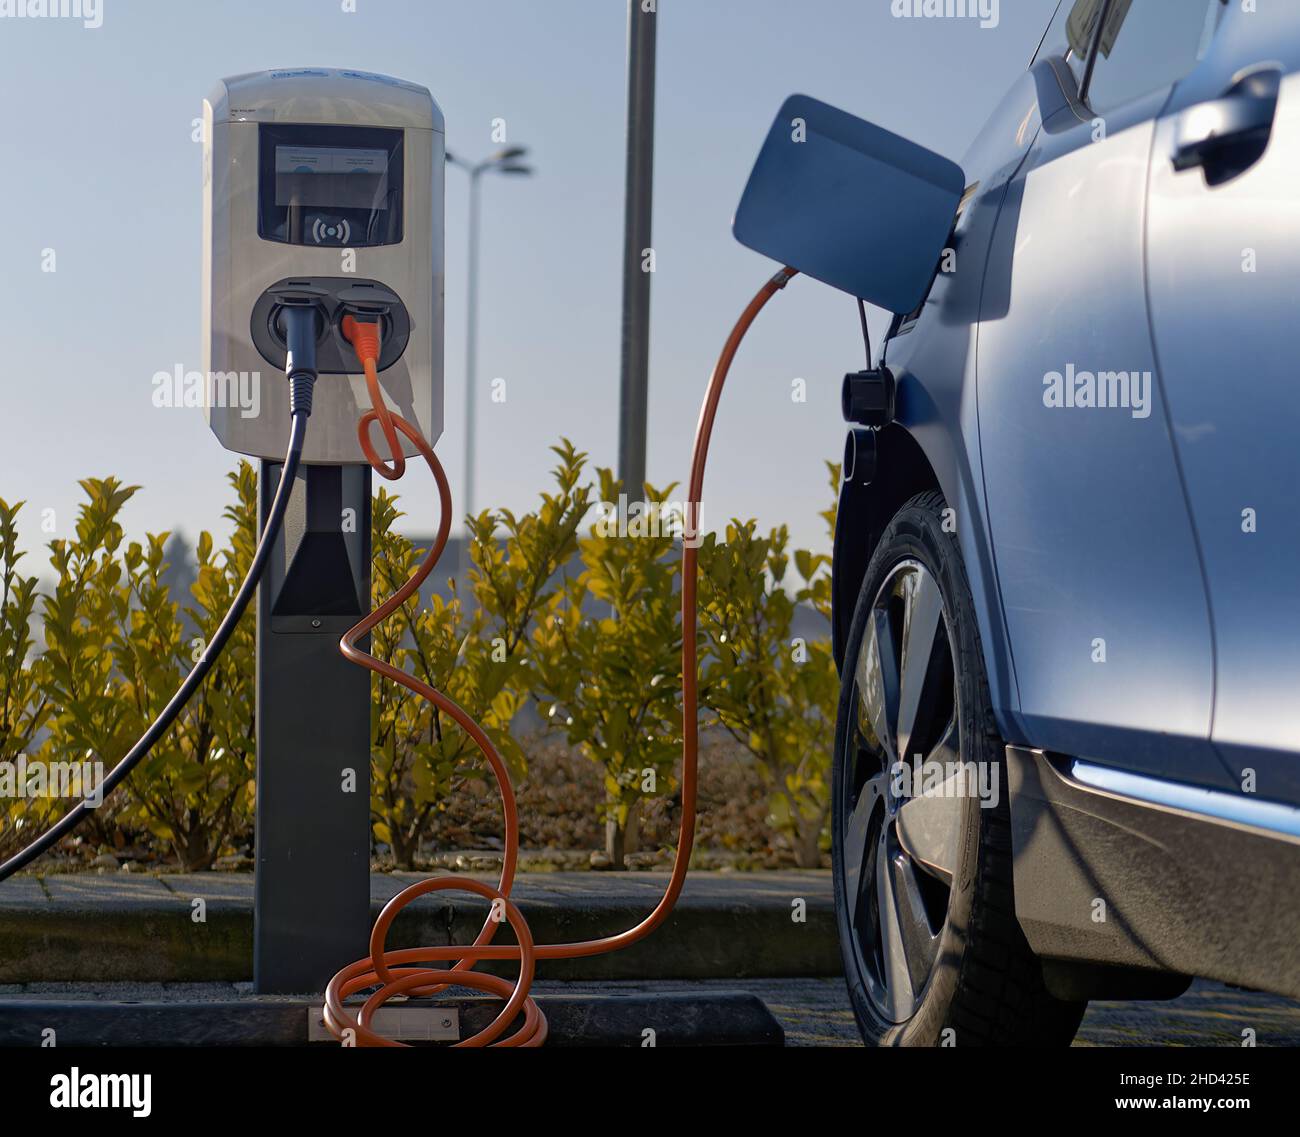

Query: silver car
[738,0,1300,1045]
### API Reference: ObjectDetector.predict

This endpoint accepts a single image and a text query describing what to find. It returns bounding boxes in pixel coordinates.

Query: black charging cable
[857,296,873,369]
[0,306,320,882]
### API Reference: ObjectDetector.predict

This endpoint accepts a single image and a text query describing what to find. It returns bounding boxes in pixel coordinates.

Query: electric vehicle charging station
[0,62,780,1041]
[203,68,444,993]
[1,65,900,1050]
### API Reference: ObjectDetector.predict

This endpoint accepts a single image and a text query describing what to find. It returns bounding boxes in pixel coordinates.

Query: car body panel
[880,66,1044,747]
[975,90,1229,788]
[1146,65,1300,800]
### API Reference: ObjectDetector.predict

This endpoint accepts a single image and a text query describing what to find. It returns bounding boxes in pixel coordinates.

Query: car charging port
[842,367,896,427]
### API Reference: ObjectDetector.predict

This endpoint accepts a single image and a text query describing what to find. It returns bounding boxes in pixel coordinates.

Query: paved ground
[3,976,1295,1046]
[3,870,1296,1045]
[539,977,1300,1047]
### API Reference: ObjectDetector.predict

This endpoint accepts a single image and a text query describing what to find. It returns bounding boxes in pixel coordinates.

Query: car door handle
[1172,68,1280,172]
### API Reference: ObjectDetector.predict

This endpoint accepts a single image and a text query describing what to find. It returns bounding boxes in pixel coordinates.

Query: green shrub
[115,467,260,869]
[368,440,590,867]
[698,514,836,868]
[1,450,842,872]
[0,498,51,860]
[529,470,683,868]
[29,473,260,870]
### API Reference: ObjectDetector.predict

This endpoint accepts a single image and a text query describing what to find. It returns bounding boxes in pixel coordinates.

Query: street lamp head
[447,147,535,177]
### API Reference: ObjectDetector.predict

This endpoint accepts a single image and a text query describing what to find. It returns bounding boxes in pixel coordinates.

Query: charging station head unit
[203,68,444,464]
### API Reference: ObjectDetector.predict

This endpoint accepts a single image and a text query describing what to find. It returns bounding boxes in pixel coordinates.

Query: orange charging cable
[325,268,799,1047]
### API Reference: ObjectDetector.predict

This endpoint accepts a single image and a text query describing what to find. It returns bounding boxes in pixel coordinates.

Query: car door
[1144,5,1300,802]
[976,0,1234,789]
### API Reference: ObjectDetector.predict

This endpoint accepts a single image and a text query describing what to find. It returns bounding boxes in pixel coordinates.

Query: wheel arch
[832,424,939,669]
[832,420,1025,746]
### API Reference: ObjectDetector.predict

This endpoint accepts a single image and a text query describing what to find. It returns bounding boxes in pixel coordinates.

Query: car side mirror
[733,94,965,314]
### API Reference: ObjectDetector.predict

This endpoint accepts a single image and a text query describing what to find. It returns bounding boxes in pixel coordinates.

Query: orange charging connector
[341,314,405,480]
[327,271,798,1046]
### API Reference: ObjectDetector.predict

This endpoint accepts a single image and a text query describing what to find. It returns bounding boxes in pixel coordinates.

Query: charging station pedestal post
[254,461,372,994]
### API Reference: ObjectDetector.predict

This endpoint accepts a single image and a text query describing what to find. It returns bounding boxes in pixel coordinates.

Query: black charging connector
[842,367,896,427]
[276,302,322,418]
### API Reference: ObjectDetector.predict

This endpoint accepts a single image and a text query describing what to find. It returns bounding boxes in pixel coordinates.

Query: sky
[0,0,1056,565]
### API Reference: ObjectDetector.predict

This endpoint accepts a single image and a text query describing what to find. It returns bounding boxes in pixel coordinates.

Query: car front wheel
[831,490,1084,1046]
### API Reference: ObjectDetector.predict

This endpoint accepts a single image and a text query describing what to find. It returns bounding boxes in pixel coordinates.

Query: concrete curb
[0,871,838,983]
[0,993,785,1047]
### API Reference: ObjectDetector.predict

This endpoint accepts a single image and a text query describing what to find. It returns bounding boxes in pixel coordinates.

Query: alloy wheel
[841,558,966,1023]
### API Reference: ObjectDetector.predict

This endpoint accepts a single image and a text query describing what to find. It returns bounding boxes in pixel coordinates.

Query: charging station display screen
[259,125,404,247]
[274,146,390,210]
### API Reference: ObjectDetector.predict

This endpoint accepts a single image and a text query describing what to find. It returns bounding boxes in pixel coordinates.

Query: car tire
[831,490,1085,1046]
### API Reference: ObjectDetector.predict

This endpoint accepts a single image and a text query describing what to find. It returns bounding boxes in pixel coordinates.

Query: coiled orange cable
[324,269,798,1047]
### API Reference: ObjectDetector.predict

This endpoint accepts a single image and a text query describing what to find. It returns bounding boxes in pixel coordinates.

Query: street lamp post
[445,148,534,565]
[618,0,657,500]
